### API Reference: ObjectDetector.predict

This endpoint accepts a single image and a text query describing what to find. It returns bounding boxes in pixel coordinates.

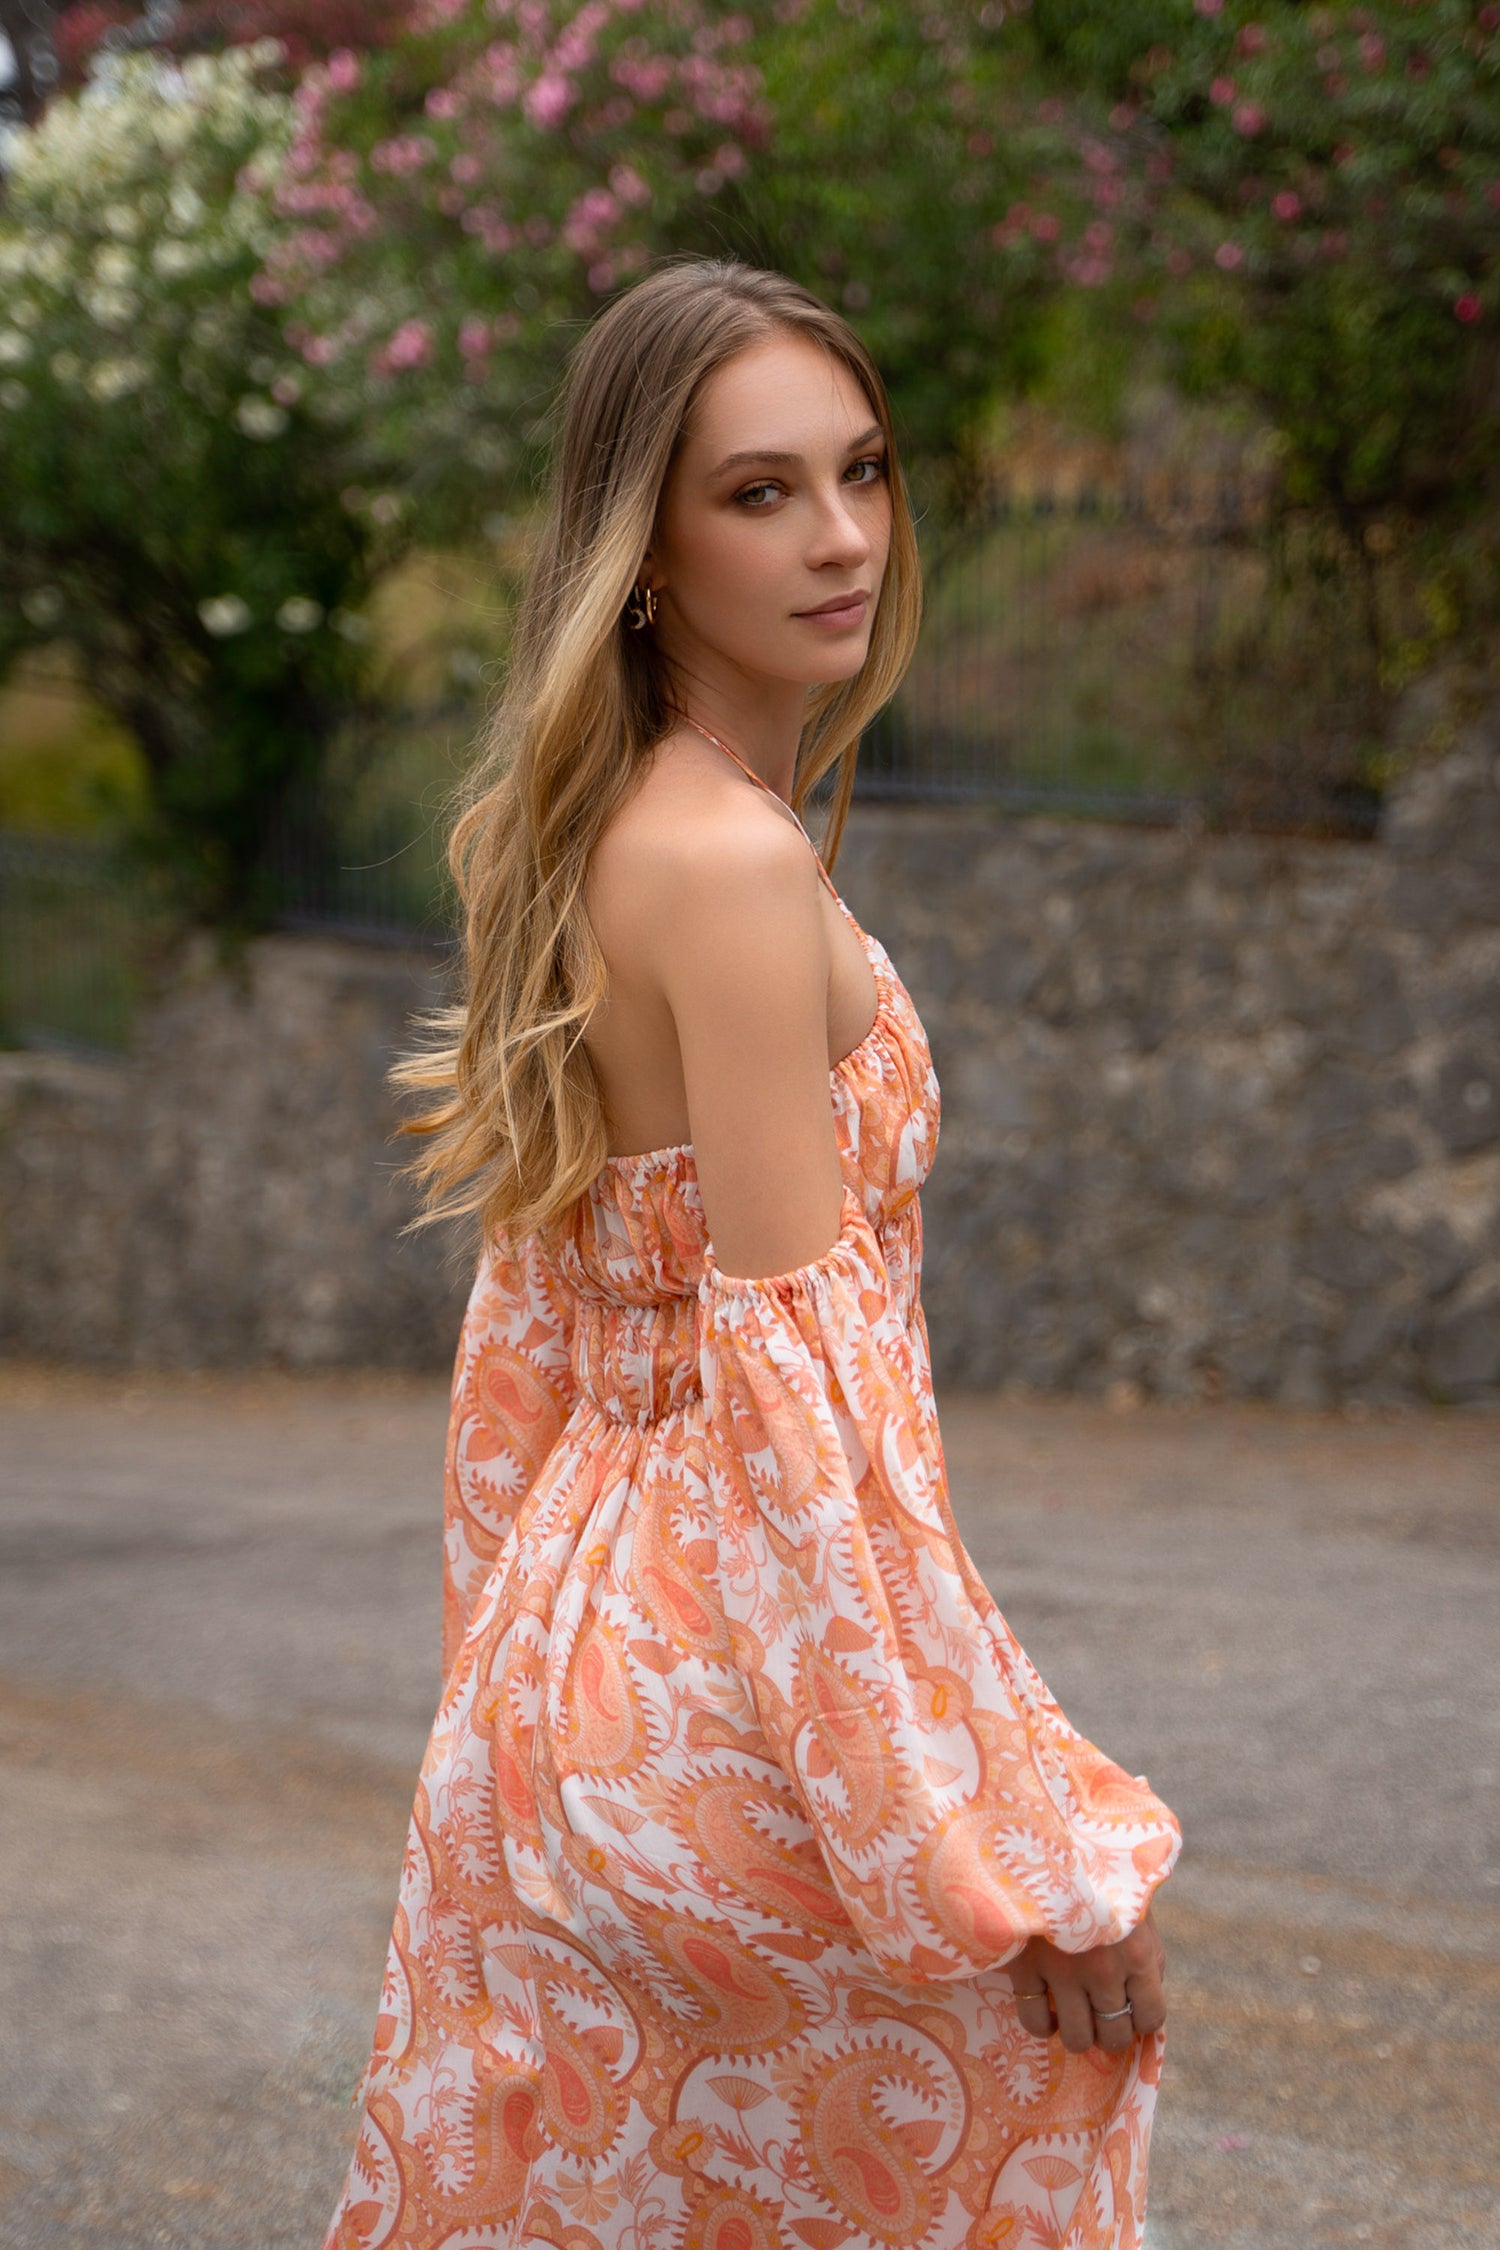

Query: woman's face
[645,331,893,694]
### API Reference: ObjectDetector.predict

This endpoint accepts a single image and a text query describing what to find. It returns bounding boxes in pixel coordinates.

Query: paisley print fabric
[324,895,1182,2250]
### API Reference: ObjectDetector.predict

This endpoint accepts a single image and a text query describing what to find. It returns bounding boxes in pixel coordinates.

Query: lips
[794,590,870,618]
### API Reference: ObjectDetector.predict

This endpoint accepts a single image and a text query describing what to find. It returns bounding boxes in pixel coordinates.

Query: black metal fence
[0,833,148,1056]
[3,483,1391,1055]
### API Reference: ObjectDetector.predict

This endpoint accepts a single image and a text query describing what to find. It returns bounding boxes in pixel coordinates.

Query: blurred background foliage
[3,0,1500,969]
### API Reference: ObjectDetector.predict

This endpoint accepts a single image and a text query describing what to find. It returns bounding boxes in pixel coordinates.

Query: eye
[846,453,887,485]
[733,479,784,508]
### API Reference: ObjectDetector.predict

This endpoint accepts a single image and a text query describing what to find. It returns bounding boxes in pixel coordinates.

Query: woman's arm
[664,817,1181,1989]
[649,804,847,1279]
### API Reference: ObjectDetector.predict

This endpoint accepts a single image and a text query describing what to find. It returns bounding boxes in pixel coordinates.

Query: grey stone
[1333,1297,1415,1379]
[1423,1045,1500,1157]
[1421,1296,1500,1400]
[1277,1341,1332,1408]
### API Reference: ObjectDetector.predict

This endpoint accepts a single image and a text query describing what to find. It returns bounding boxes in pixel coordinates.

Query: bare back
[581,728,878,1167]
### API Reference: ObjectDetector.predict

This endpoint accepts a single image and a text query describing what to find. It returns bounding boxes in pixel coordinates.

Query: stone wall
[834,735,1500,1407]
[2,736,1497,1400]
[0,938,471,1368]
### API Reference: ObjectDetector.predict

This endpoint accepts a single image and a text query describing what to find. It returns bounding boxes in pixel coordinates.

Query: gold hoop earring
[624,581,658,631]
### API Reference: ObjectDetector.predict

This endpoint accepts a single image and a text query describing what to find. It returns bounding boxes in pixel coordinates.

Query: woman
[324,259,1181,2250]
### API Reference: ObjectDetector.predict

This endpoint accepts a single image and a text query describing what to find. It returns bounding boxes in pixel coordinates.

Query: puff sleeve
[695,1180,1181,1987]
[442,1231,579,1676]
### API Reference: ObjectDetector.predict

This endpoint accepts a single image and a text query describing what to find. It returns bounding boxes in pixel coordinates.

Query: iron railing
[3,482,1392,1053]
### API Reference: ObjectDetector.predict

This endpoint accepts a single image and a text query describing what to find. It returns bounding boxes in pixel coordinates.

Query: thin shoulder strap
[667,708,844,907]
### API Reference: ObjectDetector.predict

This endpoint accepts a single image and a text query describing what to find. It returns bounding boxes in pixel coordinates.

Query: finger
[1013,1990,1056,2042]
[1086,1989,1136,2054]
[1124,1967,1166,2038]
[1051,1984,1095,2056]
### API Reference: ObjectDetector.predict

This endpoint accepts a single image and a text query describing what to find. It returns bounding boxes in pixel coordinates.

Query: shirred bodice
[552,912,939,1427]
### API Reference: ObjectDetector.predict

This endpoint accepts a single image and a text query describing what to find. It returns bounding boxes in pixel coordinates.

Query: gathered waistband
[569,1292,703,1426]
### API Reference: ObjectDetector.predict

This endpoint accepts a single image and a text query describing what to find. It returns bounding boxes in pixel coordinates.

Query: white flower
[25,241,69,289]
[329,608,372,643]
[85,357,148,400]
[8,297,40,329]
[235,394,288,439]
[151,238,200,278]
[198,594,253,636]
[0,329,31,365]
[166,182,206,233]
[102,202,142,240]
[50,350,82,382]
[21,587,65,628]
[0,379,27,409]
[81,284,138,329]
[276,596,323,633]
[94,243,135,286]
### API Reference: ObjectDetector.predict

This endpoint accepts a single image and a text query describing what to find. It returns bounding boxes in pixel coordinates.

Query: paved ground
[0,1363,1496,2249]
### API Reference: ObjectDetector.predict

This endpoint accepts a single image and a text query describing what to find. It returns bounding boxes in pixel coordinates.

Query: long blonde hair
[398,258,924,1244]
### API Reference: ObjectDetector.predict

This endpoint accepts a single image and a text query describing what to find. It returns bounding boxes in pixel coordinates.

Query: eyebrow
[708,424,886,478]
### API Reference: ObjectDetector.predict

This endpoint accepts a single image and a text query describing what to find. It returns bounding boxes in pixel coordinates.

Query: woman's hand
[1004,1907,1167,2054]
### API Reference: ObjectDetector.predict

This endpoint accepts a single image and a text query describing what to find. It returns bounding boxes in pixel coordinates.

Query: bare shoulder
[588,729,822,990]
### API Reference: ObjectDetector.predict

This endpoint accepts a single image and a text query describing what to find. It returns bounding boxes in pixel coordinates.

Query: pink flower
[1214,239,1244,269]
[523,73,575,127]
[609,163,652,208]
[1271,189,1301,221]
[1232,101,1267,135]
[451,152,482,184]
[458,316,491,357]
[1359,33,1386,71]
[1455,294,1483,324]
[425,87,462,121]
[612,55,672,102]
[713,140,747,178]
[1320,229,1348,260]
[1236,24,1268,55]
[1030,211,1061,241]
[374,319,435,375]
[1193,0,1223,14]
[326,48,360,95]
[1209,76,1236,106]
[302,335,338,367]
[1487,182,1500,209]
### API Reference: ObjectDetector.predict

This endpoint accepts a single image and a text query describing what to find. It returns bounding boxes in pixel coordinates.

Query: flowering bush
[52,0,413,91]
[230,0,770,534]
[0,43,389,918]
[1028,1,1500,538]
[739,0,1078,480]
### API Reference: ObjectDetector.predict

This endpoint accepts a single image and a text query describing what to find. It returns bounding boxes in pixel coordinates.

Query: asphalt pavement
[0,1364,1495,2249]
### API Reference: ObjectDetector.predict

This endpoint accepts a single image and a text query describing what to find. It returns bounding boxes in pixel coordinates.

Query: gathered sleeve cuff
[442,1230,579,1677]
[695,1182,1181,1986]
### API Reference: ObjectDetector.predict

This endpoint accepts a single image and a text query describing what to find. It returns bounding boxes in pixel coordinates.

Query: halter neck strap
[665,707,842,905]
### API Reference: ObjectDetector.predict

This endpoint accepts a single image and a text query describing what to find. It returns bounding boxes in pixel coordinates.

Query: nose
[806,476,874,570]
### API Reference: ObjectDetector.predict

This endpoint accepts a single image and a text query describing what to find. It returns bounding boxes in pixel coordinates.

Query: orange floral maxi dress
[323,869,1182,2250]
